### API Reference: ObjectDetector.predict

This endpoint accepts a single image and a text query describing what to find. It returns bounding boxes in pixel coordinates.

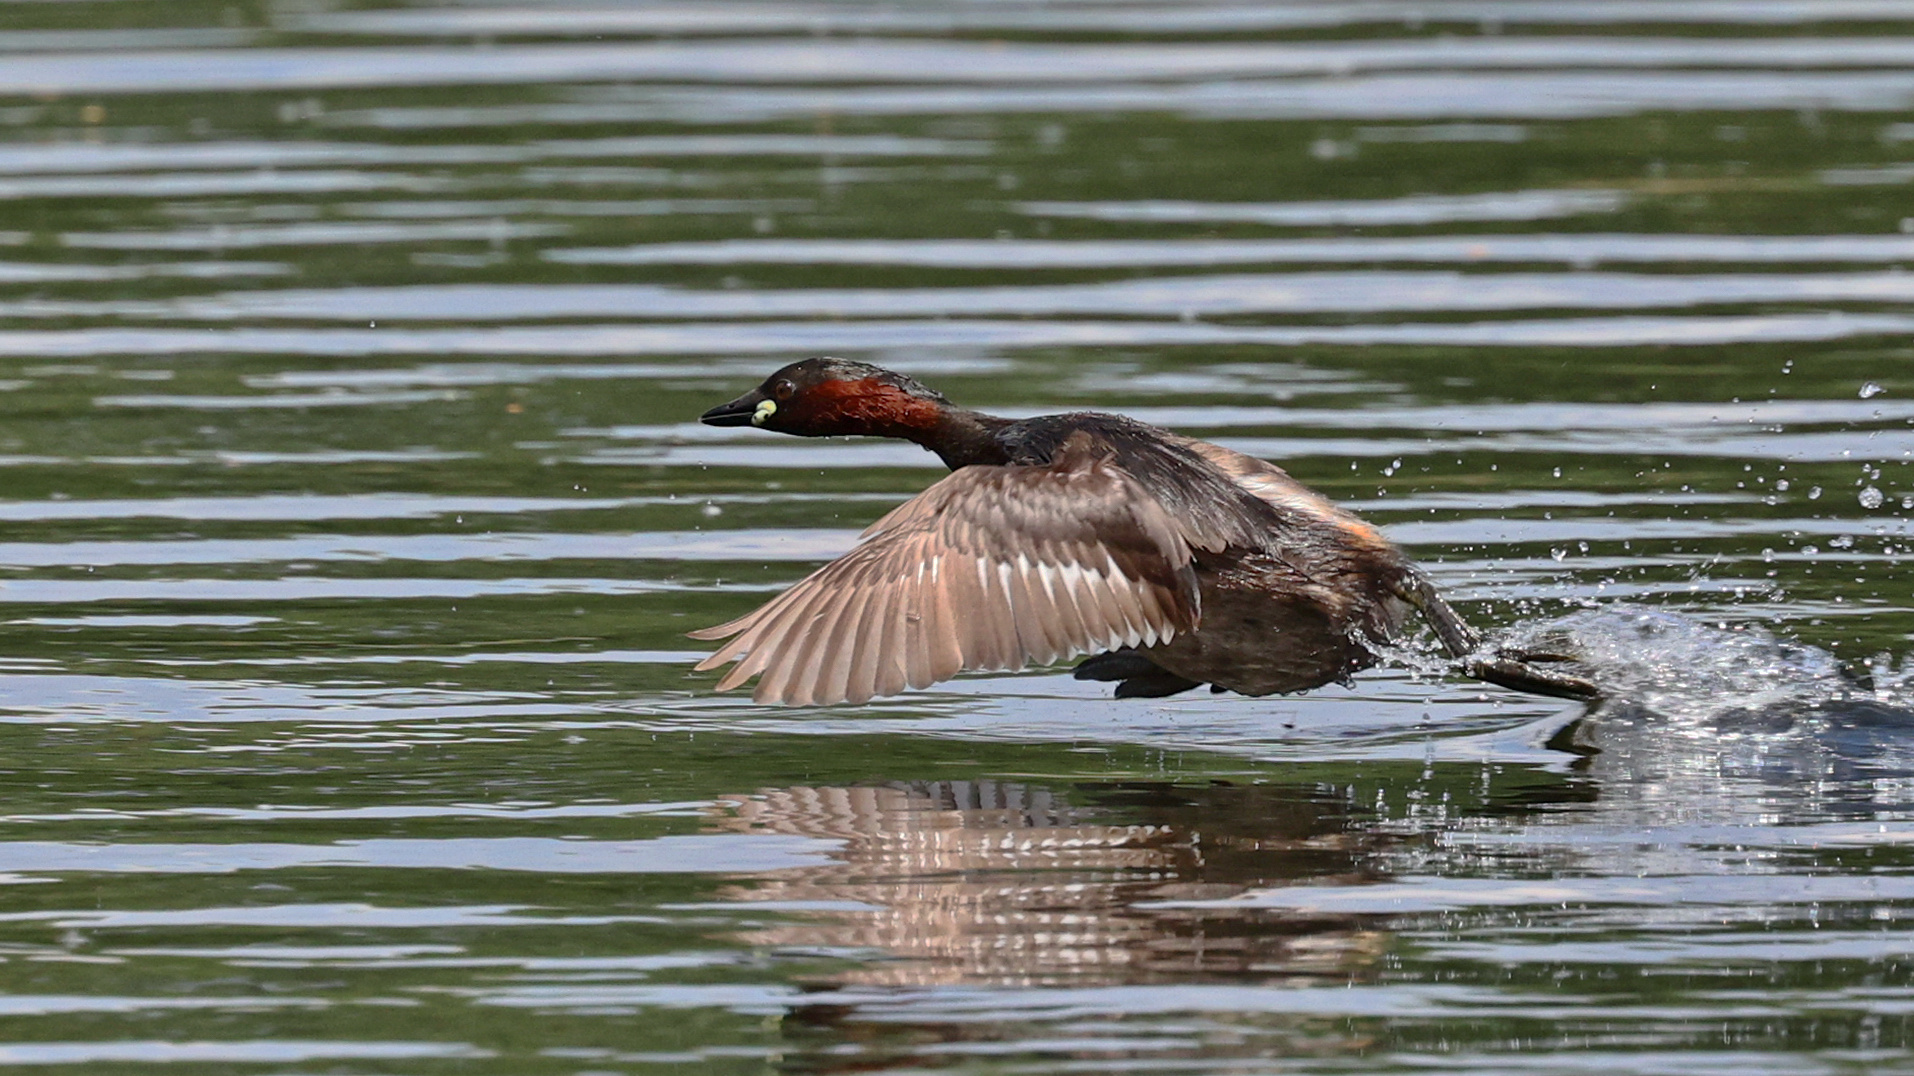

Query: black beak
[700,388,766,427]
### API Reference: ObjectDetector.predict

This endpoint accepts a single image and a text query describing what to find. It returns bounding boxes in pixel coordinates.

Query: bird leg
[1391,572,1599,702]
[1392,570,1481,658]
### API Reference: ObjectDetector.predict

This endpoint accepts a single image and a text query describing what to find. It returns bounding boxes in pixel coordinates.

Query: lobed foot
[1463,654,1599,701]
[1073,649,1203,698]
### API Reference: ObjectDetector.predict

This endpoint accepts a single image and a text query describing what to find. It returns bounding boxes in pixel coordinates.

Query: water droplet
[1776,478,1790,491]
[1550,547,1567,562]
[1861,381,1886,399]
[1809,486,1823,500]
[1860,485,1886,509]
[701,503,723,517]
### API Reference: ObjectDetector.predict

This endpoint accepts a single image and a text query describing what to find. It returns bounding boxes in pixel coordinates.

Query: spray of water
[1488,605,1914,728]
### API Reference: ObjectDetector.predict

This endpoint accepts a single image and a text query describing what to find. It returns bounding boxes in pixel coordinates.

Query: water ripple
[0,1041,491,1065]
[0,835,836,875]
[300,1,1914,37]
[1015,189,1628,226]
[574,70,1914,122]
[46,271,1914,322]
[1151,873,1914,913]
[5,314,1911,359]
[549,234,1914,268]
[20,38,1914,97]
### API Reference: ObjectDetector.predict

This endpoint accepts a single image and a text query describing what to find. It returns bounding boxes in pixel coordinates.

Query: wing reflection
[707,780,1389,987]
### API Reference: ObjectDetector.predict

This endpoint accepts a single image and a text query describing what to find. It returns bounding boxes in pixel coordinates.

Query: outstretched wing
[689,438,1200,705]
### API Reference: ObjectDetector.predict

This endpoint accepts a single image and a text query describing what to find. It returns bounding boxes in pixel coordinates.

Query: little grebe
[692,358,1594,706]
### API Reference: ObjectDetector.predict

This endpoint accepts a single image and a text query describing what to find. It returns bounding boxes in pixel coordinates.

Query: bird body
[692,358,1593,706]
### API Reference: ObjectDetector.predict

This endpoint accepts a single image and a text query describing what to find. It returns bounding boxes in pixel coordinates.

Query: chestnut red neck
[794,377,1012,469]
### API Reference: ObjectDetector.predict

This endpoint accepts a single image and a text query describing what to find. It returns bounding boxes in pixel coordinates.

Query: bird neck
[915,407,1015,470]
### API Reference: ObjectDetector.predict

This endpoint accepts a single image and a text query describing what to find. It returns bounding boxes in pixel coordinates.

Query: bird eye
[772,379,796,401]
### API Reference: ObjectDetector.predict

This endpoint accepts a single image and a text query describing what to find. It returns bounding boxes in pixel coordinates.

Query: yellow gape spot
[752,399,778,426]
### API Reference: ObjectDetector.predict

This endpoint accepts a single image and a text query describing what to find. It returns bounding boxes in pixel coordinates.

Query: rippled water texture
[3,1,1914,1073]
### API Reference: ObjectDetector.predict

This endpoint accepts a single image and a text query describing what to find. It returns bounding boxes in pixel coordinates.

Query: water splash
[1492,605,1913,727]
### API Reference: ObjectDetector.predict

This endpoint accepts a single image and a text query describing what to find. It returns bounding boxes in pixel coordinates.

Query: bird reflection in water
[705,779,1392,988]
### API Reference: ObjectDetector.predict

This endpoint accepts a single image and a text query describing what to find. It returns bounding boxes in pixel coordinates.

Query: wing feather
[812,578,868,707]
[870,574,910,698]
[921,556,965,685]
[787,554,888,706]
[1014,552,1063,664]
[692,435,1200,705]
[900,553,936,690]
[1041,547,1094,649]
[842,575,894,706]
[979,557,1018,671]
[733,576,836,698]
